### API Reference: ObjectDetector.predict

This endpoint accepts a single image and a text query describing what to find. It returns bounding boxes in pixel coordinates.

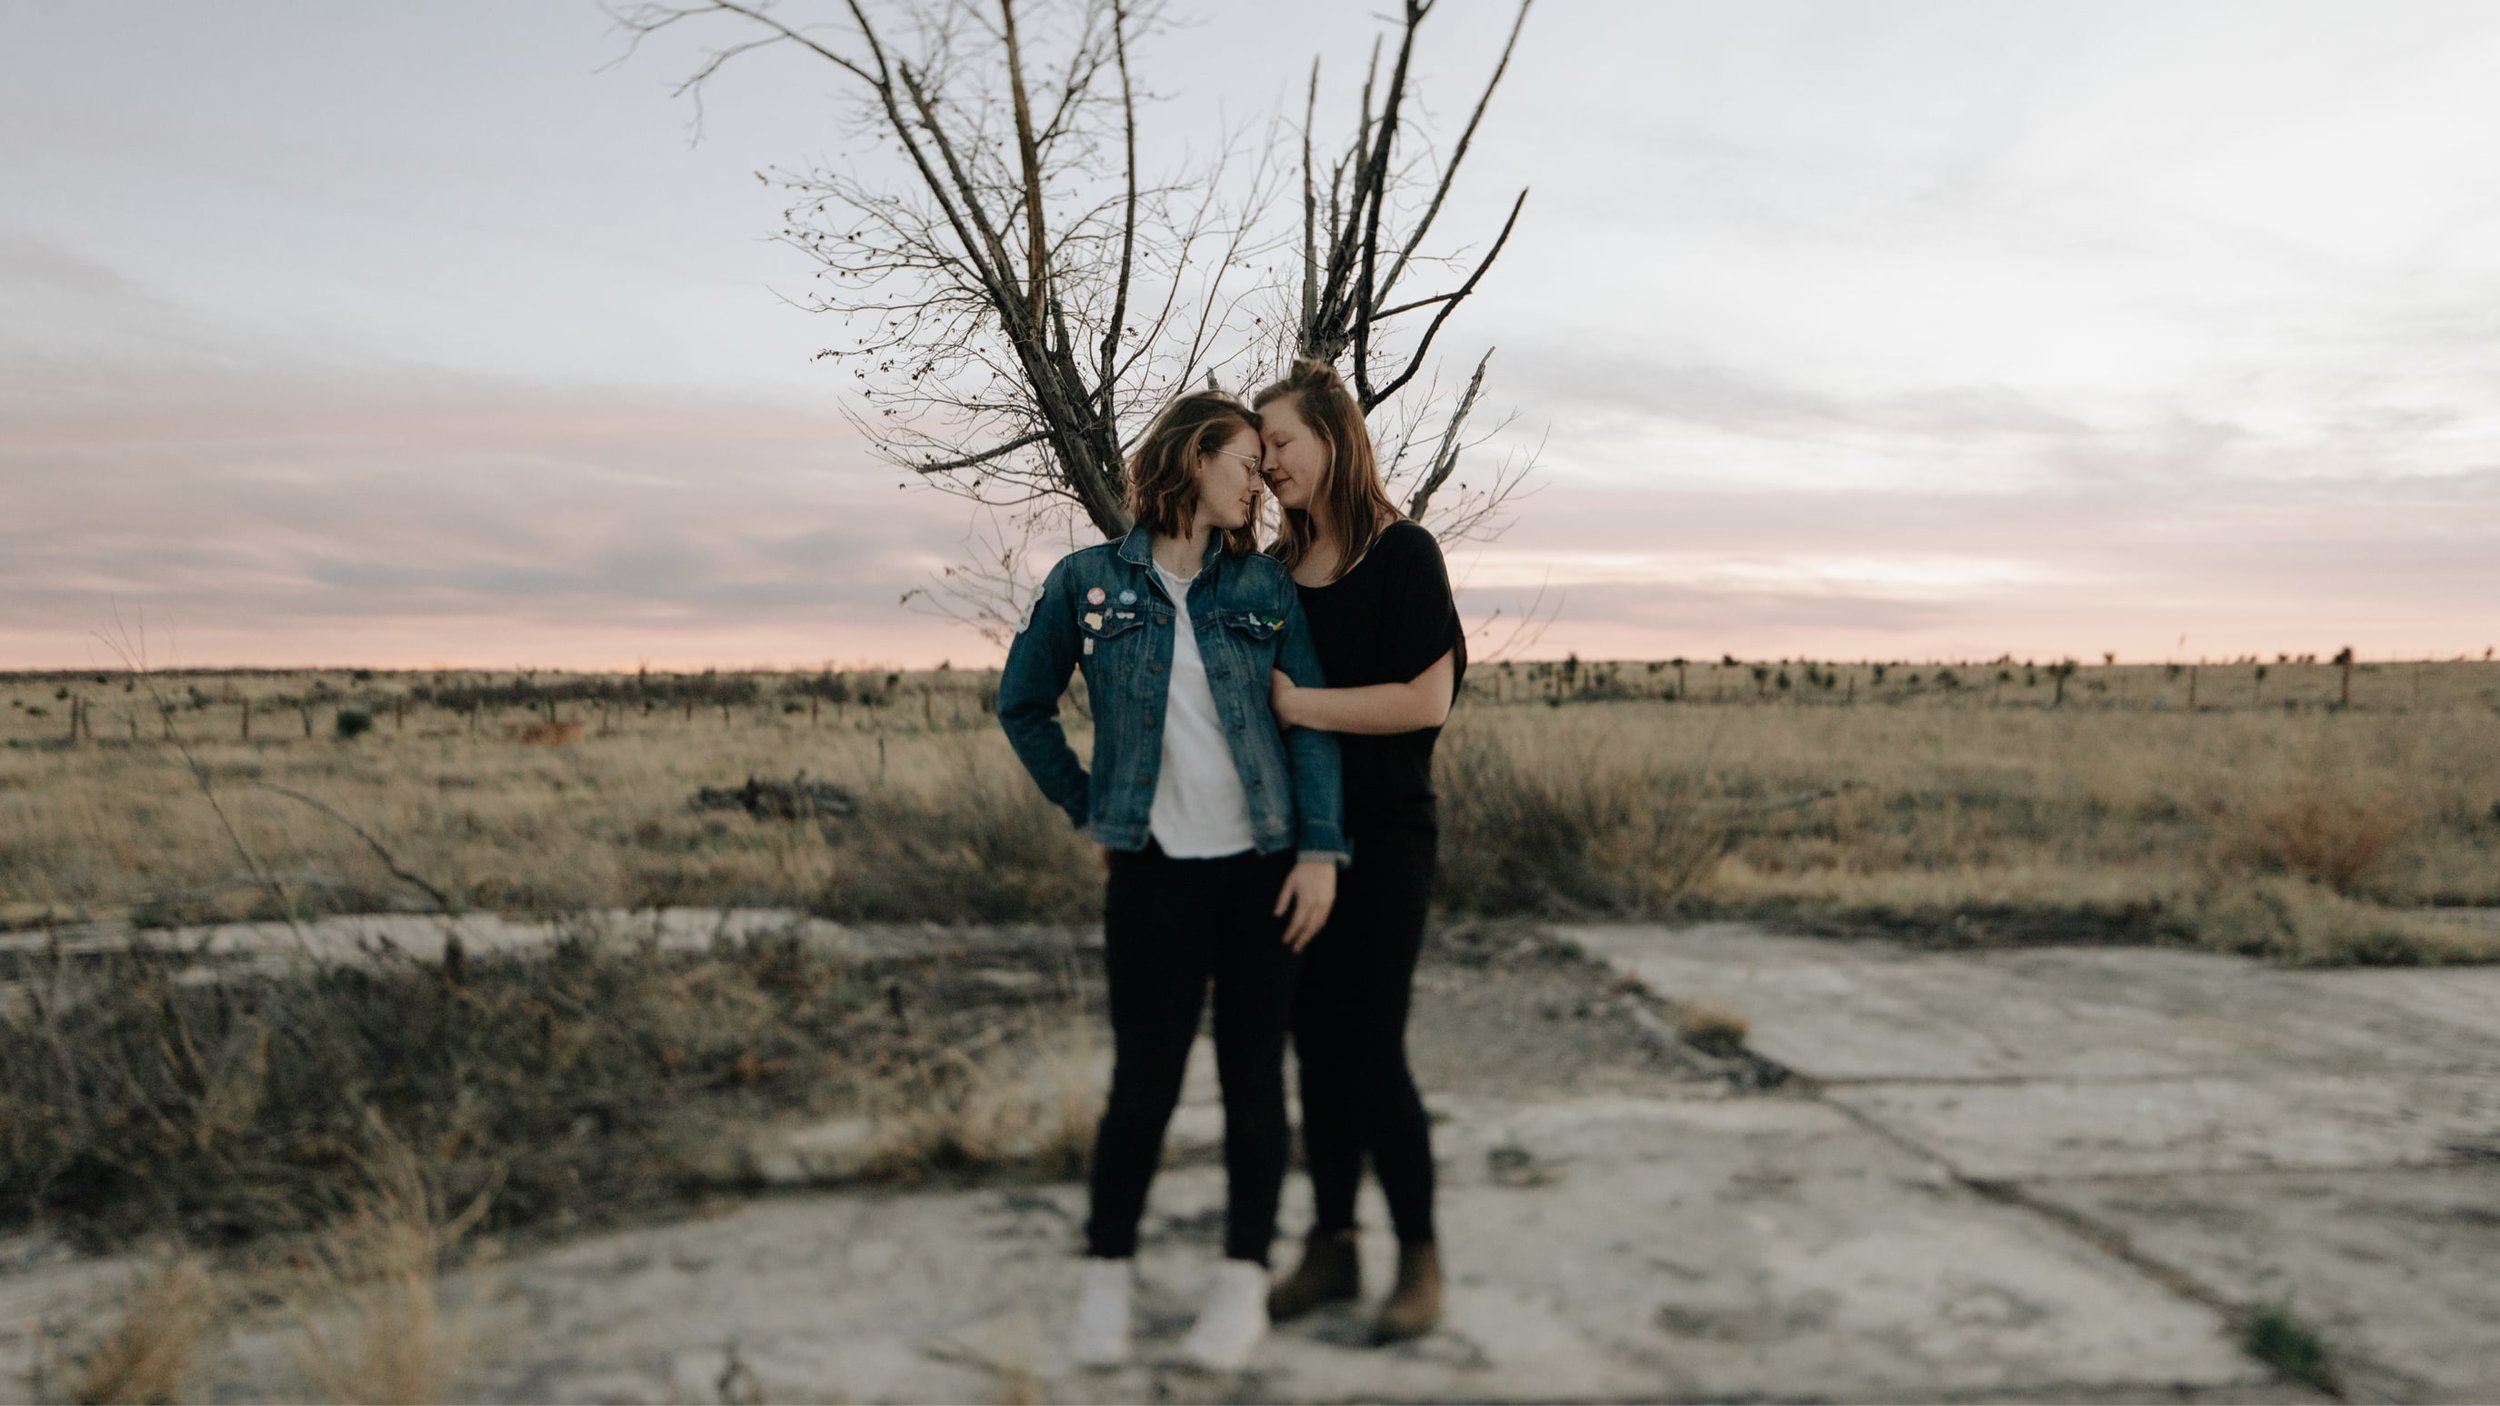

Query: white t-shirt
[1148,560,1256,858]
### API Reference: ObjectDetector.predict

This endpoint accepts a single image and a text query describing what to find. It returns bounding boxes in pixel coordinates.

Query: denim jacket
[998,526,1347,863]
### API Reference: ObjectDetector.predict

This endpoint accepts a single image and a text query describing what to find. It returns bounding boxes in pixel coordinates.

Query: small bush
[1677,1003,1751,1057]
[2216,785,2414,893]
[333,707,375,741]
[2243,1300,2335,1393]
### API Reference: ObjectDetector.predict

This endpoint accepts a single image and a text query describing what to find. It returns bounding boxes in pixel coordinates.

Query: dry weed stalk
[858,1007,1099,1181]
[61,1254,219,1405]
[285,1126,500,1406]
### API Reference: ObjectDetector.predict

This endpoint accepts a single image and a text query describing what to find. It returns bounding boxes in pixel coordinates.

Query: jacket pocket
[1083,610,1150,641]
[1077,607,1152,673]
[1218,609,1284,643]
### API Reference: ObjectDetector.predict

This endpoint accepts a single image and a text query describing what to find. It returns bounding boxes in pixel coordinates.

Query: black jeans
[1086,842,1300,1265]
[1292,822,1437,1245]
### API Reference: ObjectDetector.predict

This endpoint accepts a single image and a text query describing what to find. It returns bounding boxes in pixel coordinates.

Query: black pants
[1293,822,1437,1245]
[1086,842,1300,1265]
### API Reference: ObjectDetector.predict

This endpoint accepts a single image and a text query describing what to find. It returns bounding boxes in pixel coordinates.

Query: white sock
[1178,1258,1271,1371]
[1067,1257,1132,1368]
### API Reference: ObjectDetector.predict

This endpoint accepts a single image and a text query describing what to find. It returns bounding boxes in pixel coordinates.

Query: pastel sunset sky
[6,1,2497,671]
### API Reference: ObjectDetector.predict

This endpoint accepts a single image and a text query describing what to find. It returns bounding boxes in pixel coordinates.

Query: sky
[5,0,2498,671]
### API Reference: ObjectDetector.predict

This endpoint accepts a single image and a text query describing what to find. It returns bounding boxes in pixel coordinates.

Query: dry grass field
[5,656,2497,962]
[5,656,2497,1397]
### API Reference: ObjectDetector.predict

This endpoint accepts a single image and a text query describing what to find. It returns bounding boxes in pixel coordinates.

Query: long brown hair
[1124,389,1262,556]
[1252,357,1401,579]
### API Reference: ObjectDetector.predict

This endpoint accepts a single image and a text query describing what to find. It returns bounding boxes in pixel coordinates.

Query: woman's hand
[1269,668,1302,729]
[1274,859,1337,950]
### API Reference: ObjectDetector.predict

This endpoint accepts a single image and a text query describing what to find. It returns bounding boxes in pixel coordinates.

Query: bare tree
[611,0,1538,640]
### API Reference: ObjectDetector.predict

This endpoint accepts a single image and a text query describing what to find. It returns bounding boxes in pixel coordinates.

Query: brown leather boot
[1371,1241,1442,1343]
[1266,1227,1360,1322]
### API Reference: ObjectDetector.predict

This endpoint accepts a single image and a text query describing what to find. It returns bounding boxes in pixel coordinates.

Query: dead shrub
[1436,726,1726,915]
[2185,876,2500,966]
[2215,786,2415,894]
[507,720,583,746]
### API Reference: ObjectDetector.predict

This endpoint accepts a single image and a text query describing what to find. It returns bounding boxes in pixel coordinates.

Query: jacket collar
[1115,524,1225,573]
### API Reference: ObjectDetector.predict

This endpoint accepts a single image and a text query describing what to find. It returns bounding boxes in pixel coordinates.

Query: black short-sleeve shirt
[1292,520,1467,831]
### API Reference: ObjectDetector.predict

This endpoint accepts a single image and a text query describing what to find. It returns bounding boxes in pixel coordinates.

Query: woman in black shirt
[1252,358,1466,1344]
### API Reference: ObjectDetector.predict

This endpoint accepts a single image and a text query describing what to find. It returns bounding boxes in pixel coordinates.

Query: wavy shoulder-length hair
[1252,357,1401,579]
[1124,389,1263,556]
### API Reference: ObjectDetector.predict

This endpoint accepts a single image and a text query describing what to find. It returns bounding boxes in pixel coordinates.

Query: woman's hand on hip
[1269,668,1302,729]
[1275,859,1337,950]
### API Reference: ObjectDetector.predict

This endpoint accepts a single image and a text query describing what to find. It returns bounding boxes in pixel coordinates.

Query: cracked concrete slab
[2029,1168,2500,1402]
[1555,923,2500,1083]
[152,1096,2259,1404]
[21,918,2491,1403]
[1825,1073,2500,1179]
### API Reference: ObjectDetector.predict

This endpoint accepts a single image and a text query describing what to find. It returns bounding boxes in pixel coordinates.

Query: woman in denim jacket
[997,388,1346,1371]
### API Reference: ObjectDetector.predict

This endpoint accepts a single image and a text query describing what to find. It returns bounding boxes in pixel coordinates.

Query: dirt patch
[1410,919,1740,1099]
[872,917,1740,1104]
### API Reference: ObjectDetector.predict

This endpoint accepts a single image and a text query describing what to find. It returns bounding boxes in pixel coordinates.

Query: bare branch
[910,428,1058,473]
[247,783,458,915]
[1098,0,1138,427]
[1379,0,1532,303]
[1350,4,1424,406]
[999,0,1049,322]
[1406,346,1490,521]
[1362,186,1524,410]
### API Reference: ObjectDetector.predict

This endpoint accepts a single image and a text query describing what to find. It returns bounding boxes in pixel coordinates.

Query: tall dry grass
[0,923,879,1248]
[1436,723,1725,914]
[52,1254,218,1405]
[853,1007,1100,1182]
[2,914,1106,1269]
[280,1121,497,1406]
